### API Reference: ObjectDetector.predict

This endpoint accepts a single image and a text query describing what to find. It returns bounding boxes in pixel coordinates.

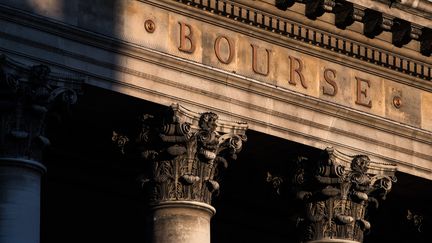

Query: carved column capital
[0,54,81,162]
[268,147,397,243]
[114,104,247,205]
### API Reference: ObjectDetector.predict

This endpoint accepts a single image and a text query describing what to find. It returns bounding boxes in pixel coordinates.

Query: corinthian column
[0,55,78,243]
[291,148,397,243]
[113,104,247,243]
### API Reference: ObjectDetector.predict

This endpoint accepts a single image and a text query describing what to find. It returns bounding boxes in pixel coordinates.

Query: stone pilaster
[0,55,79,243]
[113,104,247,243]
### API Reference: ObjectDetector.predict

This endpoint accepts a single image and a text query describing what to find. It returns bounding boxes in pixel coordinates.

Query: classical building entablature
[275,0,431,51]
[170,0,431,81]
[0,0,429,180]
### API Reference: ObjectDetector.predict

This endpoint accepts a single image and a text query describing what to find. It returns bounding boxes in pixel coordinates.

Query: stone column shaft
[150,201,215,243]
[0,159,45,243]
[0,55,79,243]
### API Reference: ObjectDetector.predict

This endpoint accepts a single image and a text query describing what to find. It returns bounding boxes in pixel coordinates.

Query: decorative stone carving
[0,54,81,161]
[363,9,384,38]
[271,0,432,56]
[410,25,423,40]
[420,27,432,56]
[323,0,336,12]
[381,16,394,31]
[353,6,365,22]
[407,209,423,233]
[113,104,247,205]
[305,0,326,20]
[275,0,296,10]
[392,18,412,47]
[334,1,354,29]
[269,147,396,243]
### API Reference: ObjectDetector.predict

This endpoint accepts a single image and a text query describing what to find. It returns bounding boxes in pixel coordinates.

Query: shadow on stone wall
[1,1,431,243]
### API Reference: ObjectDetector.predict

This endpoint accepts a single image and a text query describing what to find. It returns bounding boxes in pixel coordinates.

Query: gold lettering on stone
[355,77,372,108]
[178,22,195,53]
[322,68,338,96]
[214,35,235,64]
[251,44,271,76]
[289,56,307,89]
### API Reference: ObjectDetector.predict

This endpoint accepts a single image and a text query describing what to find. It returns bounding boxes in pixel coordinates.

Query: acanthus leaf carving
[268,147,396,242]
[114,104,247,205]
[0,54,82,161]
[305,148,396,242]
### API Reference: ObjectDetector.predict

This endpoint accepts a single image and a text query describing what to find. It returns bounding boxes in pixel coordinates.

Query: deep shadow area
[211,130,320,243]
[365,172,432,243]
[42,85,155,243]
[2,1,430,242]
[41,86,432,243]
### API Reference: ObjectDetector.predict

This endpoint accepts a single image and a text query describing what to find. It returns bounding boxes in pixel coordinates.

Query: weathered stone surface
[268,148,397,243]
[149,201,215,243]
[113,104,247,243]
[0,55,79,161]
[0,1,430,181]
[113,104,248,205]
[0,55,81,243]
[0,160,45,243]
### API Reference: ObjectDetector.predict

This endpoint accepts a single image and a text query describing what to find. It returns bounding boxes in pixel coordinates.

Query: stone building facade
[0,0,431,243]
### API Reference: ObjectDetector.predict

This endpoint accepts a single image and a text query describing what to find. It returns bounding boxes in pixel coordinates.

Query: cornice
[374,0,432,20]
[146,1,432,90]
[0,1,430,89]
[167,0,431,82]
[0,3,430,178]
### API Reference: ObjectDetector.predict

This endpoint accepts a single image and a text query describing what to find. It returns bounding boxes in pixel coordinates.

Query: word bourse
[177,22,374,108]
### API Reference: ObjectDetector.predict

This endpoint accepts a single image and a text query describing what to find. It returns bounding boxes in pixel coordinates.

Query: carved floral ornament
[0,54,81,161]
[267,148,397,243]
[112,104,248,205]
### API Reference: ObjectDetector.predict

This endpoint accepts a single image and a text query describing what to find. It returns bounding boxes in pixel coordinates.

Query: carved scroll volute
[113,104,247,205]
[0,55,80,161]
[288,147,397,242]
